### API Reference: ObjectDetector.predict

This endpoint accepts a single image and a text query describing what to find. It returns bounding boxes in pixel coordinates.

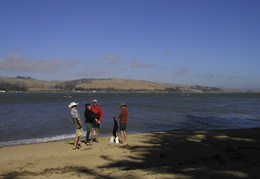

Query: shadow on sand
[2,128,260,179]
[99,128,260,179]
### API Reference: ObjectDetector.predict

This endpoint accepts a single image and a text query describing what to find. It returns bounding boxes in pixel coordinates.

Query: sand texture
[1,128,260,179]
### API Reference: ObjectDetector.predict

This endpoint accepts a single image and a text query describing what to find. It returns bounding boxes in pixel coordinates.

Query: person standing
[91,99,104,143]
[84,103,97,146]
[68,102,83,150]
[118,103,128,145]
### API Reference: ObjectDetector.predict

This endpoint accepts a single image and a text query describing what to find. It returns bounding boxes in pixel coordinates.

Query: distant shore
[1,128,259,179]
[1,76,257,93]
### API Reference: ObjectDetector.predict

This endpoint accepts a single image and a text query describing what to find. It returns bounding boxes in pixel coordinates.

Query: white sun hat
[68,102,78,108]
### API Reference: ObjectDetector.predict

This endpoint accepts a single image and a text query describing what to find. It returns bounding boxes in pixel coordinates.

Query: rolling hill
[0,76,252,93]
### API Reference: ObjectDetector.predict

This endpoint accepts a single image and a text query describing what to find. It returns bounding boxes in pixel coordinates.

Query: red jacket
[118,108,128,124]
[91,105,104,121]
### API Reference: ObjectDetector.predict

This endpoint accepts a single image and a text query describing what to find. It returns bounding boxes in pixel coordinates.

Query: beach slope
[1,128,259,179]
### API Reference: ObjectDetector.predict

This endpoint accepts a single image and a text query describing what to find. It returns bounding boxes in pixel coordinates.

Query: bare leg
[123,131,128,145]
[120,131,128,145]
[95,128,99,142]
[74,136,80,149]
[120,131,125,144]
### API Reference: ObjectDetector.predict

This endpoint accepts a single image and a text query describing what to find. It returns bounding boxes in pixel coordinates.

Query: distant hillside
[0,76,64,92]
[0,76,253,93]
[67,78,181,90]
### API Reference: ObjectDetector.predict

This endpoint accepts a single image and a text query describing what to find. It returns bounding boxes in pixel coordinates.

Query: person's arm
[85,110,95,122]
[118,110,123,119]
[90,111,97,122]
[98,106,104,121]
[77,118,83,127]
[118,109,128,123]
[75,110,82,127]
[118,108,127,118]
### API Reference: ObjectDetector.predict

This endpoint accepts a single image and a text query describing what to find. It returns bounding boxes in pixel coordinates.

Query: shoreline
[1,128,260,178]
[1,127,259,147]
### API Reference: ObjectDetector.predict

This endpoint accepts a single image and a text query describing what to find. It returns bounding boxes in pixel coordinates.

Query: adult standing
[91,99,104,143]
[84,103,97,145]
[118,103,128,145]
[68,102,83,150]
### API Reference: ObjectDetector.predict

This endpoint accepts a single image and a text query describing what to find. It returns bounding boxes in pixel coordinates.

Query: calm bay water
[0,92,260,146]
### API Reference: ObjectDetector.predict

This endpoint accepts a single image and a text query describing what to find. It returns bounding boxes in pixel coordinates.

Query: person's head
[85,103,91,110]
[93,99,98,105]
[68,102,78,109]
[120,103,127,109]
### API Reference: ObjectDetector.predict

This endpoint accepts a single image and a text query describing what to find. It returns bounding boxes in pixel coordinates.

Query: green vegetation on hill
[0,82,28,92]
[0,76,254,93]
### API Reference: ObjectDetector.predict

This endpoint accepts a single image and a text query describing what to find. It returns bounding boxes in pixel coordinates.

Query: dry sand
[1,128,259,179]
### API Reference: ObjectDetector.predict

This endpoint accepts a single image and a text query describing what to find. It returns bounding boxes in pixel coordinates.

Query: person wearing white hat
[68,102,83,150]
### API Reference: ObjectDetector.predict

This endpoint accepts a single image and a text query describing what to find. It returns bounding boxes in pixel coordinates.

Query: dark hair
[85,103,91,108]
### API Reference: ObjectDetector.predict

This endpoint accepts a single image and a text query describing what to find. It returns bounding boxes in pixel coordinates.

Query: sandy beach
[1,128,259,179]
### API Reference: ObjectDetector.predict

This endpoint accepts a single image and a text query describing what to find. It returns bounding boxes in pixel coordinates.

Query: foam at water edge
[0,134,76,147]
[0,132,114,147]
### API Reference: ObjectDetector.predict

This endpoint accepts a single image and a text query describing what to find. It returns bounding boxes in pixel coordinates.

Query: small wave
[0,132,114,147]
[0,134,76,147]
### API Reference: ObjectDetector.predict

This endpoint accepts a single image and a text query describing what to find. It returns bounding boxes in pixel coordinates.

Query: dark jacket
[84,109,96,123]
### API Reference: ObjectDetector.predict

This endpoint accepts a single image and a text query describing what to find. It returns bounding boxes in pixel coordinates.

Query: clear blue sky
[1,0,260,90]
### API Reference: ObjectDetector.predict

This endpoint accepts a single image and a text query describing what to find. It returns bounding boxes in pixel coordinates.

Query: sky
[1,0,260,90]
